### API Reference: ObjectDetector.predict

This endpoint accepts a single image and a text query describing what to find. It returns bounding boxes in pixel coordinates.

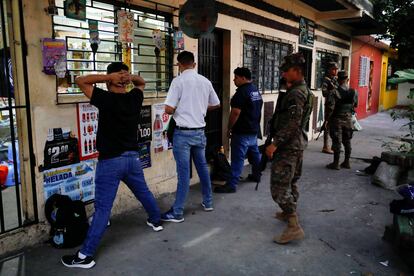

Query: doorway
[198,30,224,159]
[299,47,312,87]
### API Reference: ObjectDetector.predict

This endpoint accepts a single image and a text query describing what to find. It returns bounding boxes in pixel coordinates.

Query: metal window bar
[18,0,39,228]
[243,35,292,94]
[52,0,174,103]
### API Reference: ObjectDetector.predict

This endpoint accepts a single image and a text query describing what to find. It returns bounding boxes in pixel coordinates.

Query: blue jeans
[172,129,213,215]
[81,151,161,256]
[228,134,261,189]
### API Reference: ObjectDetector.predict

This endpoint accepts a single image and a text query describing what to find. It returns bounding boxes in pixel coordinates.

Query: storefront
[0,0,379,255]
[349,36,383,119]
[380,49,399,111]
[0,0,38,242]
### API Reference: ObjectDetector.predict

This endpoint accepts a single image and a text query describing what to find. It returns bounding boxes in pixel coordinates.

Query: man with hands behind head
[61,62,163,269]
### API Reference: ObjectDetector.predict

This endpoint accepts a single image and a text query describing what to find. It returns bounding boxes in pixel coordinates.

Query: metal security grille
[198,31,223,159]
[0,0,38,234]
[243,34,292,93]
[52,0,174,101]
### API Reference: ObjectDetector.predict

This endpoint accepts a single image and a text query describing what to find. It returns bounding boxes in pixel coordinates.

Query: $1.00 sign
[138,105,152,143]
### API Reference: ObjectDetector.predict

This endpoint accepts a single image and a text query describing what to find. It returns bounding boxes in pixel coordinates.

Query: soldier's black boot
[340,151,351,169]
[326,151,340,170]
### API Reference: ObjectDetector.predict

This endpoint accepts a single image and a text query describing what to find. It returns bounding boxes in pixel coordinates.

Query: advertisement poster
[64,0,86,21]
[117,10,134,43]
[138,142,151,169]
[43,128,80,170]
[77,103,99,160]
[174,30,184,51]
[138,105,152,143]
[43,159,97,202]
[152,103,172,153]
[42,38,66,75]
[88,19,100,45]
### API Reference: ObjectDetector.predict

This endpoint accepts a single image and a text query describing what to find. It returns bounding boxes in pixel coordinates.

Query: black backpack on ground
[211,151,232,181]
[45,194,89,248]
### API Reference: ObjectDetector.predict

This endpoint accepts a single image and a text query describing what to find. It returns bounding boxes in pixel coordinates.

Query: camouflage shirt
[271,80,311,151]
[325,84,357,129]
[322,75,339,98]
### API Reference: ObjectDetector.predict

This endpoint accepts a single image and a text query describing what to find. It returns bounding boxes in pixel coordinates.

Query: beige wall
[20,0,185,224]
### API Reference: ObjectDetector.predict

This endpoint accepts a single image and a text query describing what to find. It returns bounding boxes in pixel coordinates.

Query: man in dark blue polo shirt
[215,67,263,193]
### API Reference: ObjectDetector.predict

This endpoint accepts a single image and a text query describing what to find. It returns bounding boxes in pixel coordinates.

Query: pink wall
[349,38,382,119]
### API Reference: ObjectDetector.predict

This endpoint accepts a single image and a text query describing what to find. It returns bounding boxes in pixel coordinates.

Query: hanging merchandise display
[77,103,99,160]
[174,30,184,51]
[42,38,66,76]
[152,29,165,50]
[46,0,58,15]
[179,0,218,39]
[64,0,86,21]
[152,103,172,153]
[88,19,100,54]
[117,10,134,43]
[122,45,132,71]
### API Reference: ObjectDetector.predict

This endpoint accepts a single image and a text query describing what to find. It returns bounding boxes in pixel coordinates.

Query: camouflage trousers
[329,114,353,154]
[270,150,303,214]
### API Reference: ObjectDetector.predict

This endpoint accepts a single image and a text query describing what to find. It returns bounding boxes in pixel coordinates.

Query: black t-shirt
[90,87,143,160]
[231,83,263,134]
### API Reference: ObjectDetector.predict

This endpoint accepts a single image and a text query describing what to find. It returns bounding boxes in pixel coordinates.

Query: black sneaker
[161,209,184,223]
[214,185,236,193]
[146,219,164,232]
[61,252,96,269]
[240,174,261,183]
[247,174,261,183]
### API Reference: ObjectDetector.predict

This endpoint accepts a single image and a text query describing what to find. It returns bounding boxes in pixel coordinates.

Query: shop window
[315,50,341,89]
[386,58,398,91]
[358,56,370,87]
[243,35,292,93]
[52,0,173,100]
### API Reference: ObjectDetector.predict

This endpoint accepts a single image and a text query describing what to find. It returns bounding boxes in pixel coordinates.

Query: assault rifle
[315,121,327,141]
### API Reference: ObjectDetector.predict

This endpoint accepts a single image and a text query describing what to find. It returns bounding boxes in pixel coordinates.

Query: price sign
[138,105,152,143]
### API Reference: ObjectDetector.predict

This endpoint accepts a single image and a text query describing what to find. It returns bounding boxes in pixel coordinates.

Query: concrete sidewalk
[0,111,412,276]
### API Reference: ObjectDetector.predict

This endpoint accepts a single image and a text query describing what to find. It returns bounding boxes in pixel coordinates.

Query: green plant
[386,70,414,152]
[372,0,414,69]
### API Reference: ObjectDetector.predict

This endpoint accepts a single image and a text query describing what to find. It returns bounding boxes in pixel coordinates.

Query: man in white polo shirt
[162,51,220,222]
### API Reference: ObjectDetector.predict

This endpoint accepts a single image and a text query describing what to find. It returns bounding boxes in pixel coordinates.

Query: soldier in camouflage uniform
[321,62,339,154]
[326,71,357,170]
[265,53,314,244]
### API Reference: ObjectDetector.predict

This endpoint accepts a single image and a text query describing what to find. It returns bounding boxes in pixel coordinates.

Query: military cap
[327,61,339,70]
[279,52,306,72]
[337,70,348,80]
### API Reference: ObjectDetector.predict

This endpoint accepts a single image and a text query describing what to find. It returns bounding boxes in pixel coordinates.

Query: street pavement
[0,111,412,276]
